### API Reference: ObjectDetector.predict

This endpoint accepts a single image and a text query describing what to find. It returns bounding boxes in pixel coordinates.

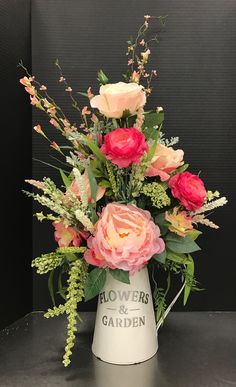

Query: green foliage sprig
[141,182,170,209]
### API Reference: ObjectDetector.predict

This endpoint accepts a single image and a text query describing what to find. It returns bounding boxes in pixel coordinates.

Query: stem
[156,281,186,333]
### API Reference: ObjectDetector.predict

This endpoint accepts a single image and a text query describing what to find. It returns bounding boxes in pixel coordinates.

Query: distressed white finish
[92,267,158,364]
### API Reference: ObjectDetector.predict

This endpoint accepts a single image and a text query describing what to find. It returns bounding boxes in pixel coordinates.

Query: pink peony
[100,127,148,168]
[146,143,184,181]
[168,172,207,211]
[53,221,81,247]
[84,203,165,273]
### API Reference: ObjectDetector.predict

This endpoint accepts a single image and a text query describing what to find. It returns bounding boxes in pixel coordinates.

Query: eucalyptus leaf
[188,229,202,241]
[155,213,169,235]
[153,250,167,264]
[109,269,130,284]
[84,268,107,301]
[165,233,201,254]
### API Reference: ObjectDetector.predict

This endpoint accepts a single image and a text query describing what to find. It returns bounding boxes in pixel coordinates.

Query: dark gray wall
[0,0,32,329]
[30,0,236,311]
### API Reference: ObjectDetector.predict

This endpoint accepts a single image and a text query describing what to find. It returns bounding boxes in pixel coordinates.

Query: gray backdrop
[31,0,236,312]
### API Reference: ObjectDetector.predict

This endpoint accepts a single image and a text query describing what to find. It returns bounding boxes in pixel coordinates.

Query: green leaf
[112,119,119,129]
[144,110,165,129]
[33,158,69,173]
[57,270,66,300]
[59,169,71,188]
[146,132,158,164]
[90,158,105,178]
[155,213,166,226]
[153,250,167,264]
[84,268,107,301]
[77,91,88,97]
[65,253,77,262]
[81,134,106,162]
[97,69,109,85]
[188,229,202,241]
[127,114,137,128]
[59,146,74,149]
[165,233,201,254]
[155,213,169,235]
[122,109,131,119]
[184,255,194,305]
[166,250,188,264]
[99,179,111,188]
[87,166,98,203]
[88,205,99,223]
[48,270,55,306]
[109,269,130,284]
[171,163,189,176]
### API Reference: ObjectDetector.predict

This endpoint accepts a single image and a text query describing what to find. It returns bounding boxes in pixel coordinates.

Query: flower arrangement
[20,15,227,367]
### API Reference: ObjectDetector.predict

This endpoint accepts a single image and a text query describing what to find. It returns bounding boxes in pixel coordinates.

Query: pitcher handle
[156,281,186,333]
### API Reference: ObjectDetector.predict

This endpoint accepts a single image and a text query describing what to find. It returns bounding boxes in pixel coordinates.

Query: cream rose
[146,143,184,181]
[90,82,146,118]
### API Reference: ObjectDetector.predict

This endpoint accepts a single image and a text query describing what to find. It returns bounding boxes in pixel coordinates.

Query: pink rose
[168,172,207,211]
[90,82,146,119]
[146,143,184,181]
[101,127,148,168]
[53,221,81,247]
[84,203,165,274]
[67,171,105,202]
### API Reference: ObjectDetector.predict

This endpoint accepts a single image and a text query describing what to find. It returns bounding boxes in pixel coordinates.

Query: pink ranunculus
[100,127,148,168]
[67,171,105,203]
[84,203,165,274]
[53,221,81,247]
[146,143,184,181]
[168,172,207,211]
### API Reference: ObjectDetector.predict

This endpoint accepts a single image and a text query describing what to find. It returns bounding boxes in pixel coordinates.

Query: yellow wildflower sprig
[62,260,88,367]
[32,252,64,274]
[106,161,118,195]
[141,182,170,209]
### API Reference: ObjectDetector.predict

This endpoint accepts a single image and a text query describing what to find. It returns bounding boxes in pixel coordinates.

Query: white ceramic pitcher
[92,267,158,365]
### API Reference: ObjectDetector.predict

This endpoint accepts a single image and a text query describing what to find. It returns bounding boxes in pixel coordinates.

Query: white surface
[92,267,158,364]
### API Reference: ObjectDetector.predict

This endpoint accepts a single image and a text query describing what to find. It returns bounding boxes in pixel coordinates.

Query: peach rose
[53,221,81,247]
[90,82,146,119]
[67,172,105,203]
[84,203,165,273]
[146,143,184,181]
